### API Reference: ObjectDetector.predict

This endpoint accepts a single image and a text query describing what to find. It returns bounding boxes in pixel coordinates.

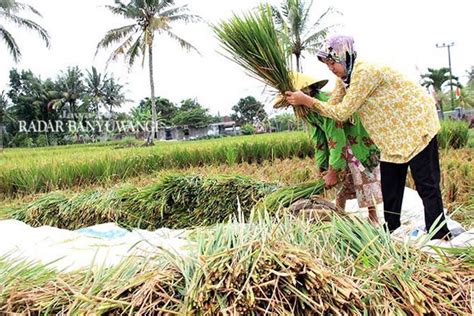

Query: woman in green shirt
[282,72,382,223]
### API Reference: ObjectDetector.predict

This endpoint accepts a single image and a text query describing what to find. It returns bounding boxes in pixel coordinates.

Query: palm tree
[0,0,50,62]
[97,0,201,144]
[103,77,127,117]
[85,67,108,117]
[272,0,339,72]
[49,66,86,122]
[421,67,459,92]
[421,67,461,112]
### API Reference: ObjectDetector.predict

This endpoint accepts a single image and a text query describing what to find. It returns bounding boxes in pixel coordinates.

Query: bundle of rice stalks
[11,174,277,230]
[213,5,311,118]
[185,240,365,314]
[259,179,326,213]
[156,174,276,228]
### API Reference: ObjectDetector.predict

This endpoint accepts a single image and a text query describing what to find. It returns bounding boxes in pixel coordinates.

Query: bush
[241,123,256,135]
[438,120,469,149]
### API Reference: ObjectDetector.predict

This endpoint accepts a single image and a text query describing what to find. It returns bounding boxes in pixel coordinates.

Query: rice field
[0,132,314,196]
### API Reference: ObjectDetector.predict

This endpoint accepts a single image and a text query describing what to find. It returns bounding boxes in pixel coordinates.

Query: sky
[0,0,473,117]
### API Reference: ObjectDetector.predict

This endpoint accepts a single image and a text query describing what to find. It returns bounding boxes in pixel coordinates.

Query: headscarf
[316,35,357,87]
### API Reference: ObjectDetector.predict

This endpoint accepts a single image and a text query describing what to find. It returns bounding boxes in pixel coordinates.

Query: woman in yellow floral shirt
[285,35,451,240]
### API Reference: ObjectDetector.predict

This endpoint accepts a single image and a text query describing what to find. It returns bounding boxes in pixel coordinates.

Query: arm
[286,66,383,121]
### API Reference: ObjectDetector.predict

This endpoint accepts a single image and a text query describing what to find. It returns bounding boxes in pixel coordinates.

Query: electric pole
[436,42,455,109]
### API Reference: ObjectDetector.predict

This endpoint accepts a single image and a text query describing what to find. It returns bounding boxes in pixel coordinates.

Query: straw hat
[274,71,328,108]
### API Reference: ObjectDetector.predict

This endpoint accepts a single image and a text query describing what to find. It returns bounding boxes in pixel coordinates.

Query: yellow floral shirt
[312,60,440,163]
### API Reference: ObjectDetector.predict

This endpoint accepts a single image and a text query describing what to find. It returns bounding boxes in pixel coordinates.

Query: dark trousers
[380,136,451,239]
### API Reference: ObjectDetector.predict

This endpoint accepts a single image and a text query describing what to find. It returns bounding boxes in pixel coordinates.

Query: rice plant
[0,132,314,197]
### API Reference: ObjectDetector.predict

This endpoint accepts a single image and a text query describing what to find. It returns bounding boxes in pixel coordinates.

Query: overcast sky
[0,0,473,117]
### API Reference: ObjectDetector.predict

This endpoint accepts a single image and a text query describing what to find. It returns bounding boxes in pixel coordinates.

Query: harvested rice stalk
[259,179,326,213]
[11,174,277,230]
[213,5,313,118]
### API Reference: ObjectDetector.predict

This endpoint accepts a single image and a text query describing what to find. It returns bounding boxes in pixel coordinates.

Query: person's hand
[323,167,338,188]
[285,91,314,107]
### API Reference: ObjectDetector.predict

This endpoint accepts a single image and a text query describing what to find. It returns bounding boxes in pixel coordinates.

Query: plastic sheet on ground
[345,187,474,251]
[0,220,193,272]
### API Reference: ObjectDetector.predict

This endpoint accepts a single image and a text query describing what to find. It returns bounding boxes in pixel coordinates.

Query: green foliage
[172,107,212,128]
[0,0,50,62]
[240,123,256,135]
[271,0,338,71]
[421,67,459,92]
[231,96,267,125]
[138,97,177,124]
[438,119,470,149]
[271,112,297,131]
[171,99,213,128]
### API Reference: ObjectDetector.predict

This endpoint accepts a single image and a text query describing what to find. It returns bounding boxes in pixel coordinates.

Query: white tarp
[0,221,192,272]
[0,187,472,272]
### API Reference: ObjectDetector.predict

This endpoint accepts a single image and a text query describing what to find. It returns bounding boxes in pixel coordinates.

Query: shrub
[438,120,469,149]
[241,123,256,135]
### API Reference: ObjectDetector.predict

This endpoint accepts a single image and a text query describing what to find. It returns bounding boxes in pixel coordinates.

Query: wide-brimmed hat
[273,71,328,108]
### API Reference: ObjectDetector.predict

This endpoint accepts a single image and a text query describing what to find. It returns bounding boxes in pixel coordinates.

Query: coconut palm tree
[49,66,86,122]
[0,0,50,62]
[97,0,201,144]
[103,77,127,117]
[421,67,459,92]
[271,0,339,72]
[84,66,108,117]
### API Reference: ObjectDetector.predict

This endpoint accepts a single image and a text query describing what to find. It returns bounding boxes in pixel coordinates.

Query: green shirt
[305,92,379,172]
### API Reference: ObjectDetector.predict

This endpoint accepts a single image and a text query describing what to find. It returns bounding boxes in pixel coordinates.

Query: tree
[0,0,50,62]
[84,67,108,116]
[272,0,338,71]
[180,98,201,111]
[171,107,212,128]
[231,96,267,125]
[0,91,9,150]
[466,66,474,82]
[5,69,62,146]
[421,67,461,112]
[172,99,212,128]
[102,77,127,117]
[97,0,201,144]
[50,66,86,121]
[271,112,297,131]
[138,96,177,125]
[7,69,41,124]
[456,87,474,109]
[421,67,459,92]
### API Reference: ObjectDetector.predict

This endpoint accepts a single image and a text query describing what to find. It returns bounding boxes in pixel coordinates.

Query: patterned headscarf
[317,35,357,86]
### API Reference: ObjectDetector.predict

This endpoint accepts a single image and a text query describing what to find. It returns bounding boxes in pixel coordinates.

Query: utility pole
[436,42,455,109]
